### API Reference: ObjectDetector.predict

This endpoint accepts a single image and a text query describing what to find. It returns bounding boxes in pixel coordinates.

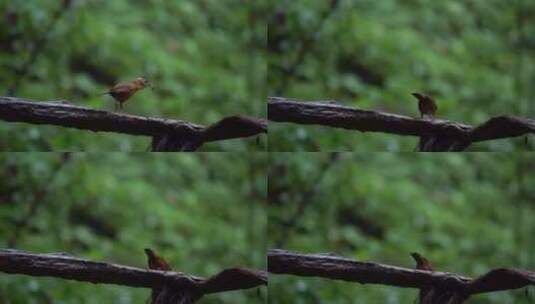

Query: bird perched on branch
[144,248,172,271]
[410,252,434,271]
[411,252,437,303]
[412,92,437,119]
[102,77,152,111]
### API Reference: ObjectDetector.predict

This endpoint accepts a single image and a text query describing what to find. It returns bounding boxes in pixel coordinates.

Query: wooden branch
[268,249,535,303]
[0,97,267,151]
[268,97,535,151]
[0,249,267,299]
[269,249,470,288]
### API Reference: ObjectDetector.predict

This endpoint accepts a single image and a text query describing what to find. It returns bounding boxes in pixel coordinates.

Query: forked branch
[268,97,535,151]
[0,97,267,151]
[0,249,267,303]
[268,249,535,303]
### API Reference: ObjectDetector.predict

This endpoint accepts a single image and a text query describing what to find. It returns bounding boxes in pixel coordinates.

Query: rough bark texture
[0,249,267,304]
[268,97,535,151]
[151,286,200,304]
[152,116,268,151]
[0,97,267,151]
[268,249,535,303]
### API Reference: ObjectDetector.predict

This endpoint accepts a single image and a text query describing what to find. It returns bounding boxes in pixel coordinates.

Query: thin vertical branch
[7,1,73,95]
[7,153,72,247]
[271,2,340,94]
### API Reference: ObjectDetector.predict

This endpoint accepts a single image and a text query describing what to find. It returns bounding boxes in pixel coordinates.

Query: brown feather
[105,78,149,106]
[144,248,172,271]
[412,92,438,119]
[410,252,434,271]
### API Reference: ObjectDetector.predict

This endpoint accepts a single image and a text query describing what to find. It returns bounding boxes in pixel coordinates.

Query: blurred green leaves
[268,153,535,303]
[268,0,534,151]
[0,153,267,303]
[0,0,266,151]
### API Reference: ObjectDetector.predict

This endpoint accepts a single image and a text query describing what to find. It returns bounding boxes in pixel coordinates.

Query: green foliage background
[268,0,535,151]
[0,0,266,151]
[0,153,267,303]
[268,153,535,303]
[1,0,535,303]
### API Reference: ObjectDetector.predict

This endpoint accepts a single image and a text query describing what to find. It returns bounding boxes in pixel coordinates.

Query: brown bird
[410,252,434,271]
[103,77,151,111]
[411,252,435,302]
[412,92,437,119]
[144,248,172,271]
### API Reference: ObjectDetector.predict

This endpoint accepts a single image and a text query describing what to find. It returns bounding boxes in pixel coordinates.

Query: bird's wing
[111,83,134,93]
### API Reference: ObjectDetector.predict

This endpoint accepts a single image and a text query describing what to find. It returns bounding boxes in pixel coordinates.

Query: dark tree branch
[268,249,535,303]
[0,249,267,303]
[0,97,267,151]
[268,249,471,288]
[268,97,535,151]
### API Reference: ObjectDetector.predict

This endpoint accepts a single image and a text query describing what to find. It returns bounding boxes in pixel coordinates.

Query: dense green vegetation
[268,0,535,151]
[1,1,534,303]
[0,153,267,303]
[0,1,266,151]
[269,153,535,303]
